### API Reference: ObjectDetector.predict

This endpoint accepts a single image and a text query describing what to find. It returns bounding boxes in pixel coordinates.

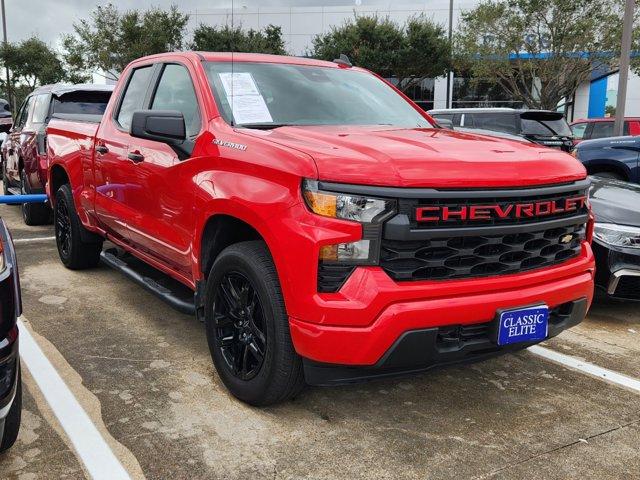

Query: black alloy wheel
[56,195,72,259]
[213,271,267,380]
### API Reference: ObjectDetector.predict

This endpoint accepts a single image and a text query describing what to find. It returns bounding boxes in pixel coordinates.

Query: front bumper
[303,298,587,385]
[593,240,640,300]
[289,244,594,378]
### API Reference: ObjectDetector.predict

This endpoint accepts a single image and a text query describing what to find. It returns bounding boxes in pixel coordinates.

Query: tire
[20,170,51,226]
[0,367,22,454]
[592,171,624,180]
[204,240,305,406]
[54,184,103,269]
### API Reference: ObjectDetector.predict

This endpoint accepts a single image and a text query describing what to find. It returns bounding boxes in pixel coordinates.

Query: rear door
[94,64,156,242]
[123,62,203,275]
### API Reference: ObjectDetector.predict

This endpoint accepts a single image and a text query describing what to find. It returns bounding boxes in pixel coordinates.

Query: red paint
[46,52,594,366]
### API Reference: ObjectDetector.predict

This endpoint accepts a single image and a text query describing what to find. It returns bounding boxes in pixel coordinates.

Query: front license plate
[497,305,549,346]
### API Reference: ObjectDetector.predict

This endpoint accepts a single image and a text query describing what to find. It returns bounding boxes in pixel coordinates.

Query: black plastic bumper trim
[303,297,588,386]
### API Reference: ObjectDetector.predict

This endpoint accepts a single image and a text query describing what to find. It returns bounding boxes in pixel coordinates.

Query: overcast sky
[5,0,399,46]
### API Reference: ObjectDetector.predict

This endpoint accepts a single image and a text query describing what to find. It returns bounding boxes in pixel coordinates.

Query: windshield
[521,117,572,137]
[204,62,432,128]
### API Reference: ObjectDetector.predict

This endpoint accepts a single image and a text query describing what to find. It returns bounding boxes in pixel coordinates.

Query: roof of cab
[31,83,114,97]
[134,51,346,69]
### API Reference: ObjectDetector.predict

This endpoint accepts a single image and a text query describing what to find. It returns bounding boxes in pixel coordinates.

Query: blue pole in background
[0,194,48,205]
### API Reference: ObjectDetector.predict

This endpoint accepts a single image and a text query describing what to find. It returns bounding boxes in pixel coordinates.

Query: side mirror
[130,110,186,145]
[436,118,454,130]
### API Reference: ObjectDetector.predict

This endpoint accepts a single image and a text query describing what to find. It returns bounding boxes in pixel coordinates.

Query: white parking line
[18,319,132,480]
[530,345,640,394]
[13,236,56,244]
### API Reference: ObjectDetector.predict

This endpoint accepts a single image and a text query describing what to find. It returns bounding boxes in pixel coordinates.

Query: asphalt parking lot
[0,201,639,479]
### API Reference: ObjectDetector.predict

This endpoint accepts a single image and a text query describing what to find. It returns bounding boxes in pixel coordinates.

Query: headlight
[302,179,395,224]
[303,180,396,265]
[593,223,640,248]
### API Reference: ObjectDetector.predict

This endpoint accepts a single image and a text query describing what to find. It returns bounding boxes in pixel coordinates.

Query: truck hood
[242,125,586,188]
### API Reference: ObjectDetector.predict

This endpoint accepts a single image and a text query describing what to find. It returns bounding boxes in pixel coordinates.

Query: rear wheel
[54,184,103,269]
[20,170,51,226]
[0,368,22,453]
[204,241,305,406]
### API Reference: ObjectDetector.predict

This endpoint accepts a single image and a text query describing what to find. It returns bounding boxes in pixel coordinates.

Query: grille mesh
[380,223,584,282]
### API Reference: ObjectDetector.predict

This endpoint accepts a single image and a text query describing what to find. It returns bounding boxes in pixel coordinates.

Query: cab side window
[116,66,153,131]
[570,122,588,139]
[15,96,34,129]
[151,64,201,138]
[31,94,51,125]
[591,122,614,139]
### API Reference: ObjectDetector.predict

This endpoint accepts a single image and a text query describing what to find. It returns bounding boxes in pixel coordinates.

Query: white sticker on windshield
[218,72,273,124]
[230,95,273,125]
[219,72,261,97]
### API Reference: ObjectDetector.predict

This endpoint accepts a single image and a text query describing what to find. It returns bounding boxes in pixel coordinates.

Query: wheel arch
[49,164,70,205]
[583,160,631,180]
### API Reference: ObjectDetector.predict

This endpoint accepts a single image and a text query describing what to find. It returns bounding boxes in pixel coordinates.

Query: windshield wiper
[235,123,295,130]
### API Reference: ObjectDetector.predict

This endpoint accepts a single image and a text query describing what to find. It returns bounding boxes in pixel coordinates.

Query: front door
[94,64,155,243]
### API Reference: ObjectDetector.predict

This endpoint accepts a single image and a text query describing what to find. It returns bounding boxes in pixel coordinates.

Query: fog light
[319,240,371,262]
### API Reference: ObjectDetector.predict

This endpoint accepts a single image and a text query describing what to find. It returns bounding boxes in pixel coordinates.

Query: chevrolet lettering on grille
[415,195,588,223]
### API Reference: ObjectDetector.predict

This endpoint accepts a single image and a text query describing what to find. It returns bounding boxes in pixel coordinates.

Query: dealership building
[189,2,640,121]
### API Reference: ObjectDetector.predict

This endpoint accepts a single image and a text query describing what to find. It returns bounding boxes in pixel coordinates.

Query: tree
[62,3,189,81]
[455,0,632,110]
[191,24,287,55]
[1,37,66,89]
[310,15,451,93]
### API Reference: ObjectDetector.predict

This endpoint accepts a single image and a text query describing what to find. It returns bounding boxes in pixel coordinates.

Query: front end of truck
[276,178,595,385]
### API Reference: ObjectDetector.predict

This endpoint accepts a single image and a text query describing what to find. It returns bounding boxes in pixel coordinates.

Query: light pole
[446,0,454,108]
[613,0,635,137]
[0,0,11,112]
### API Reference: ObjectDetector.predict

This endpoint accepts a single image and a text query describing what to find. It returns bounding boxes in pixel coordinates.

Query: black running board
[100,249,196,315]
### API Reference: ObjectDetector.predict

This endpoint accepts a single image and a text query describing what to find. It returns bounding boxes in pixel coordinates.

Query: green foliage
[310,14,451,92]
[191,24,287,55]
[1,37,66,88]
[455,0,633,110]
[62,3,189,80]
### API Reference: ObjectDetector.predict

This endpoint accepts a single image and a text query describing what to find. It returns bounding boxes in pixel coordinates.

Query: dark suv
[428,108,574,152]
[1,84,113,225]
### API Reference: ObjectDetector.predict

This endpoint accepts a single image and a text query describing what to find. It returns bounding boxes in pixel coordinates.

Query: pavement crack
[476,418,640,479]
[82,354,168,363]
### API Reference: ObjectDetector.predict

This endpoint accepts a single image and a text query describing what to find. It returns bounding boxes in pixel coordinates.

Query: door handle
[128,152,144,163]
[95,145,109,155]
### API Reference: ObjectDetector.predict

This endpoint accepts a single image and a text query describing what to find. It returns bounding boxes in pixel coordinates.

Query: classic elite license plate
[497,305,549,346]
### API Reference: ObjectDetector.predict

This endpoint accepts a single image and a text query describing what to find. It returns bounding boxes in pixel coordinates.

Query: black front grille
[380,223,584,282]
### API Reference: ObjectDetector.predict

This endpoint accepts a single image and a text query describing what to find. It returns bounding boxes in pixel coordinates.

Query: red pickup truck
[46,52,595,405]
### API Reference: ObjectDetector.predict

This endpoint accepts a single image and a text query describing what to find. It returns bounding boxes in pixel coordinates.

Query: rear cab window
[52,91,112,116]
[591,122,614,139]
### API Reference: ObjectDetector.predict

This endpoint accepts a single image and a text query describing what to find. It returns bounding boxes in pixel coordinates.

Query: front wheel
[204,241,305,406]
[54,184,103,269]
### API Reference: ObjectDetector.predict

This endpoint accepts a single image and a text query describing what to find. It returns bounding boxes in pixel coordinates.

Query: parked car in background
[428,108,574,152]
[1,84,113,225]
[0,100,12,135]
[572,136,640,182]
[571,117,640,144]
[589,176,640,300]
[0,218,22,453]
